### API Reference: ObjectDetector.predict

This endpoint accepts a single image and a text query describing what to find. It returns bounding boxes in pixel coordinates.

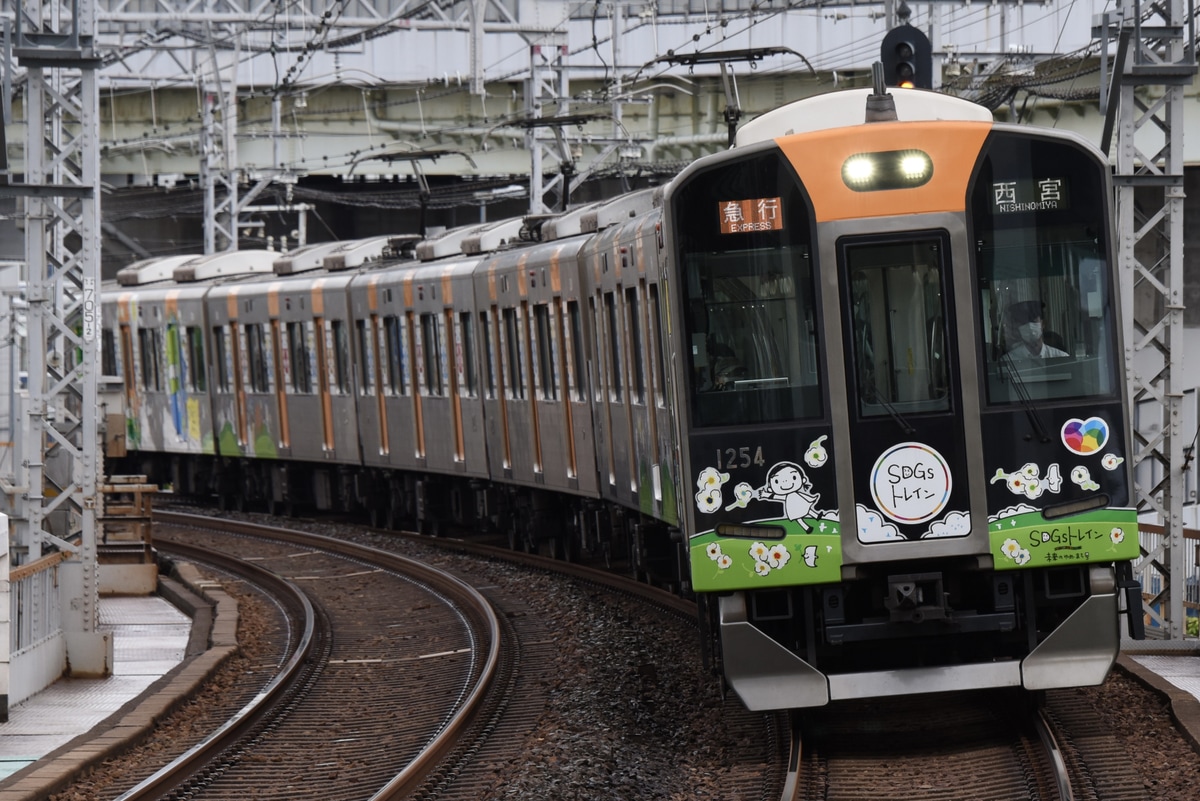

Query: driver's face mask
[1018,320,1043,346]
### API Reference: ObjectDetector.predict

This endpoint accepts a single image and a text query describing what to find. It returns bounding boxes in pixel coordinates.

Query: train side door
[837,233,972,546]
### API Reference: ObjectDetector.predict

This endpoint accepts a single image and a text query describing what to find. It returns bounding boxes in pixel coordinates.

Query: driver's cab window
[972,132,1119,405]
[978,232,1115,404]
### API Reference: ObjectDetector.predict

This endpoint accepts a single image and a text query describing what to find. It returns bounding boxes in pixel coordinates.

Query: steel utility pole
[1098,0,1198,638]
[1,0,111,719]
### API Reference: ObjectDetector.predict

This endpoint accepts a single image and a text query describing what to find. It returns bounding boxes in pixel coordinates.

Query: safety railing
[9,551,67,655]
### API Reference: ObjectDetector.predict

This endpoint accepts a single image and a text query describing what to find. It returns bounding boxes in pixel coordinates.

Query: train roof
[580,188,660,233]
[321,235,413,271]
[461,217,526,256]
[415,222,490,262]
[172,249,279,283]
[273,241,345,275]
[734,87,995,147]
[115,254,200,286]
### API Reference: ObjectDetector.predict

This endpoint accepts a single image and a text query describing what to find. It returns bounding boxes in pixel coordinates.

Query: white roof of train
[734,88,995,148]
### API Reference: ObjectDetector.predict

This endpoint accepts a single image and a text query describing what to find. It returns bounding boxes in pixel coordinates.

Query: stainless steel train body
[104,251,279,496]
[102,86,1141,711]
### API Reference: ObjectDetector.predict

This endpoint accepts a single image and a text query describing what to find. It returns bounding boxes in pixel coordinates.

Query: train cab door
[836,232,974,550]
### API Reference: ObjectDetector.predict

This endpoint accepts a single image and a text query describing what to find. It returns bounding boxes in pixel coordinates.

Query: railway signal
[881,24,932,89]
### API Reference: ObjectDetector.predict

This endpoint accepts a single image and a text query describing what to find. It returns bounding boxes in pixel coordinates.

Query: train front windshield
[972,133,1120,404]
[673,152,822,428]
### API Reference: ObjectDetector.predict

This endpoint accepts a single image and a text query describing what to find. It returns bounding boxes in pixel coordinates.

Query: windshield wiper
[1000,352,1051,442]
[859,371,912,434]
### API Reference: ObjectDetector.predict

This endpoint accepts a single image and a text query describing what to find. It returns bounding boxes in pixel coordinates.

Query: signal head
[880,25,932,90]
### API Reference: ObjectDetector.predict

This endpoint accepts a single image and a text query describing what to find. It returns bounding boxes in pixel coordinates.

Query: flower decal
[766,544,791,570]
[747,541,792,576]
[717,554,732,570]
[1070,465,1101,492]
[1000,537,1031,566]
[696,489,721,513]
[697,466,729,491]
[706,542,723,560]
[1110,527,1125,545]
[695,466,731,514]
[723,481,755,511]
[804,435,829,468]
[990,463,1062,499]
[1101,453,1125,471]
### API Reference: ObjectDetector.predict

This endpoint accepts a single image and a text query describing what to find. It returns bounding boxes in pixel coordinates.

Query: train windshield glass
[972,133,1118,404]
[672,152,822,428]
[683,247,821,427]
[843,237,951,419]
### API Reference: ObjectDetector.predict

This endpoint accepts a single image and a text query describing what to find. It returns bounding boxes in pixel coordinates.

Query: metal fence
[1135,523,1200,632]
[9,552,67,655]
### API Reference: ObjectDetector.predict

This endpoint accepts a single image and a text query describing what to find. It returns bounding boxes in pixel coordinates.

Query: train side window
[330,319,351,395]
[101,328,119,379]
[566,300,585,403]
[604,291,623,402]
[648,284,667,408]
[245,323,272,393]
[212,326,232,392]
[287,321,312,393]
[502,306,525,400]
[382,315,405,396]
[459,311,477,398]
[186,326,206,392]
[590,297,603,403]
[534,303,557,401]
[356,318,375,394]
[420,313,444,396]
[626,284,646,405]
[138,327,162,391]
[481,310,497,399]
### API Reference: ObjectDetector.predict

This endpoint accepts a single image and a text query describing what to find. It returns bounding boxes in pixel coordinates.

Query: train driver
[1005,300,1068,362]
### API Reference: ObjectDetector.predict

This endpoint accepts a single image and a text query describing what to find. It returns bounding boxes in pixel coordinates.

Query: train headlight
[899,152,932,180]
[842,155,876,186]
[841,150,933,191]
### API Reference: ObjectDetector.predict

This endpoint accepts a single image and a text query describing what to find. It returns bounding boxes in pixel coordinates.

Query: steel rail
[152,510,504,800]
[113,540,318,801]
[1033,703,1076,801]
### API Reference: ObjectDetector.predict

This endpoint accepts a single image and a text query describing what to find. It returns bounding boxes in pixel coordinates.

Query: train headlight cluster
[841,150,933,192]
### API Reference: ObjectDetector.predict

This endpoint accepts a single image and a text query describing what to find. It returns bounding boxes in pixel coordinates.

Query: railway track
[119,513,503,800]
[114,537,323,800]
[787,688,1148,800]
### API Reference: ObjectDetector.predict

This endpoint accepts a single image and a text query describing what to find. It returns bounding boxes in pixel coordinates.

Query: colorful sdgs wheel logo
[1061,417,1109,456]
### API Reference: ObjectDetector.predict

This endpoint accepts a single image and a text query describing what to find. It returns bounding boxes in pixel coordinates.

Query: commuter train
[102,84,1144,710]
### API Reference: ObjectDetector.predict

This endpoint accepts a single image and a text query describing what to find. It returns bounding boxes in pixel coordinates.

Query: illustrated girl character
[754,461,819,531]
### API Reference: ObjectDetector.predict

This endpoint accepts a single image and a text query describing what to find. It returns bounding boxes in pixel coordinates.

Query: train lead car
[665,84,1141,708]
